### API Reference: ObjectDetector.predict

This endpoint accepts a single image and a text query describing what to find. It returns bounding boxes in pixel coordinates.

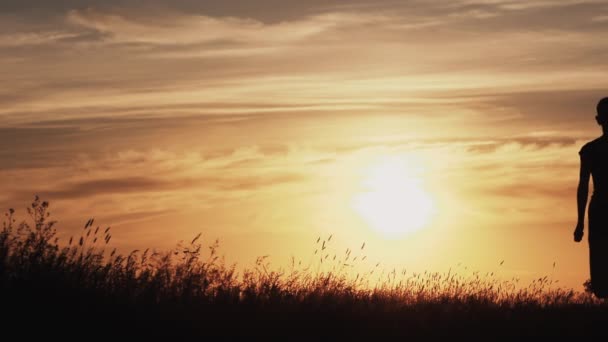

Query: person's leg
[589,239,608,298]
[588,198,608,298]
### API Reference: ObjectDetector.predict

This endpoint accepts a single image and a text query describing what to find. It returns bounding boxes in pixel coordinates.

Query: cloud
[38,177,170,199]
[0,8,389,49]
[492,0,602,11]
[4,143,309,203]
[21,172,307,200]
[592,15,608,22]
[0,0,606,130]
[65,9,327,45]
[464,137,580,154]
[0,31,85,47]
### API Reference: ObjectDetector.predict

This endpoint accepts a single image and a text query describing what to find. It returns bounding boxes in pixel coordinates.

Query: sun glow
[353,157,434,238]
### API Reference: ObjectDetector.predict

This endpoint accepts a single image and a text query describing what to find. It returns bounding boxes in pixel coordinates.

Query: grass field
[2,197,606,338]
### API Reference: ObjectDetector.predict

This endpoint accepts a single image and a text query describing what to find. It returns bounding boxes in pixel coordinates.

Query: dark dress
[580,137,608,298]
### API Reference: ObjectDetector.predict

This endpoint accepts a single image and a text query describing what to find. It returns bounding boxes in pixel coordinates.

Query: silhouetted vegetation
[1,197,607,338]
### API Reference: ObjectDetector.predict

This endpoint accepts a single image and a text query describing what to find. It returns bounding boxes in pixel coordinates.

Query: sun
[353,157,434,238]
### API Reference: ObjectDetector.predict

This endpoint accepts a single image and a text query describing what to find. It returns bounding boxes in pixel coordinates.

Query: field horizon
[2,196,606,338]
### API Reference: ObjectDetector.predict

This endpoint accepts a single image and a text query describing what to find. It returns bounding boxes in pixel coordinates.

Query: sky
[1,0,608,290]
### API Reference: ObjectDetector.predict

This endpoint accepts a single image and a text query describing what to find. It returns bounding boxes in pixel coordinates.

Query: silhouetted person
[575,97,608,298]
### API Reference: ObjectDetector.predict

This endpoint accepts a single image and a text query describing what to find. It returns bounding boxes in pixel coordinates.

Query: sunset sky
[2,0,608,290]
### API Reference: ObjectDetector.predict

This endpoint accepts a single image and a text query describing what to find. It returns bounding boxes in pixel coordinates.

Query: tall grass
[1,197,605,337]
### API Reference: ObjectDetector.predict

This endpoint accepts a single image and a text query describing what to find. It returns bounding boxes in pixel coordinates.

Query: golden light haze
[1,0,607,290]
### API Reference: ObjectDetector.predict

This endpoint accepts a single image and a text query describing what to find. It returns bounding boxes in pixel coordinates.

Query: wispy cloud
[1,0,606,128]
[592,15,608,22]
[65,9,347,45]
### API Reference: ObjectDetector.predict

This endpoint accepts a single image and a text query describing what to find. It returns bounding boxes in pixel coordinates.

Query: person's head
[596,97,608,127]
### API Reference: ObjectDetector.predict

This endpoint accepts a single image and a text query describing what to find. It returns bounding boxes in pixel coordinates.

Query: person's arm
[575,154,591,242]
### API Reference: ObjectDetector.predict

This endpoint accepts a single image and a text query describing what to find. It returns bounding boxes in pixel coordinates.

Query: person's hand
[574,223,584,242]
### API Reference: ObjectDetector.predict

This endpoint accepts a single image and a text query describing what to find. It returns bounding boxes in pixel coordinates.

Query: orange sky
[2,0,608,290]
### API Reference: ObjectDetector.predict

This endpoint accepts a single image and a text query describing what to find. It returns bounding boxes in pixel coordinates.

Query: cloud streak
[1,0,606,129]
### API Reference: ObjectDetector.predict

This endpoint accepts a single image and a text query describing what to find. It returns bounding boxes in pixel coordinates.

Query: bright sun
[353,157,434,238]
